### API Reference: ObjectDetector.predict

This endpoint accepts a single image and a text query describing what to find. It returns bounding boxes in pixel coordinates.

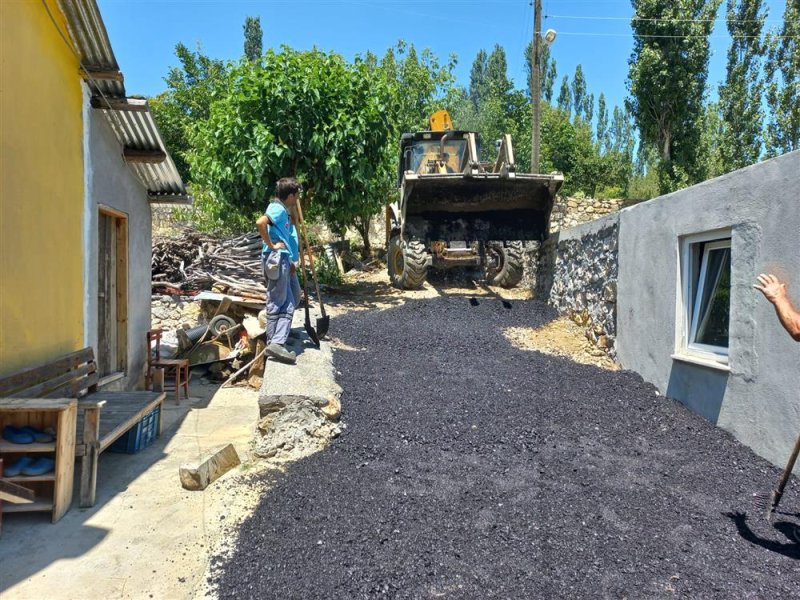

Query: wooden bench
[0,347,166,508]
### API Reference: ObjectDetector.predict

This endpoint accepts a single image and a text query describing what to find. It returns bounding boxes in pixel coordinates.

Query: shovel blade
[304,314,320,347]
[316,316,330,338]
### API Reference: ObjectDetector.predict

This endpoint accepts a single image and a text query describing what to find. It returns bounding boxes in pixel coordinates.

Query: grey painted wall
[617,150,800,468]
[84,90,152,390]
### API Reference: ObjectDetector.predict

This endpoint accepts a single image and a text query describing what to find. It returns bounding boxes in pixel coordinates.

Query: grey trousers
[263,252,300,346]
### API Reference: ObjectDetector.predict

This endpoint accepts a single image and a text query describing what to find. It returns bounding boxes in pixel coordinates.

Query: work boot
[266,343,297,364]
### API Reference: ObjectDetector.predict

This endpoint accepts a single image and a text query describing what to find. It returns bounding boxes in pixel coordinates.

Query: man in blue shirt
[256,177,303,363]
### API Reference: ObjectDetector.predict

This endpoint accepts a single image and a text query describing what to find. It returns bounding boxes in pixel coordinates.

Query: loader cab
[397,131,480,186]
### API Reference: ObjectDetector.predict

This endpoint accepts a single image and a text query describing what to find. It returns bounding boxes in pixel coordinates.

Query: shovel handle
[296,202,327,317]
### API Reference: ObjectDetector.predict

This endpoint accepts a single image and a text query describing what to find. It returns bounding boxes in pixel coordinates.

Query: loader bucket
[401,172,564,242]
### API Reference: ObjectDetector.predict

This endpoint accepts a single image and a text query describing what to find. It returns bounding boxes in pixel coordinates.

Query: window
[677,231,731,367]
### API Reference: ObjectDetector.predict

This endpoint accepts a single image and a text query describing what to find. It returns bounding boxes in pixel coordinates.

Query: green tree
[243,16,263,62]
[189,48,396,237]
[719,0,767,170]
[765,0,800,156]
[700,102,727,178]
[149,42,228,181]
[524,43,557,102]
[469,49,488,108]
[571,65,587,120]
[627,0,722,192]
[583,92,594,127]
[596,93,609,151]
[486,44,512,96]
[557,75,571,115]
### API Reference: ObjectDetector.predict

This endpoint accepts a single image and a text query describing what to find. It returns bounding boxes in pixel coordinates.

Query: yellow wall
[0,0,84,375]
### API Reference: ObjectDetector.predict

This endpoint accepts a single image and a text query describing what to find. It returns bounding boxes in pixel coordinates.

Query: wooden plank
[84,68,124,82]
[53,402,76,521]
[90,96,148,112]
[98,212,113,377]
[3,499,53,513]
[0,480,35,503]
[14,364,94,400]
[0,441,56,453]
[0,348,93,396]
[79,406,99,509]
[116,215,128,374]
[0,398,74,411]
[123,148,166,163]
[4,474,55,483]
[42,372,98,399]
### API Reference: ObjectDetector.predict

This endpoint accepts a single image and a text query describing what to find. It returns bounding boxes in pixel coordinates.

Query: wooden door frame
[98,205,128,376]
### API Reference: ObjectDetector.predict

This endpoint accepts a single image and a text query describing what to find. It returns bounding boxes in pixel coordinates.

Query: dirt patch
[504,318,619,370]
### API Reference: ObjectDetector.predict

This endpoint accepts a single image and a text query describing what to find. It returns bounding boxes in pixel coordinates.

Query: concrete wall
[0,0,85,375]
[84,89,152,389]
[616,151,800,468]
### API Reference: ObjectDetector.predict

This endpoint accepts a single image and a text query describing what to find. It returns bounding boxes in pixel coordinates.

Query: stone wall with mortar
[549,197,625,233]
[534,213,620,359]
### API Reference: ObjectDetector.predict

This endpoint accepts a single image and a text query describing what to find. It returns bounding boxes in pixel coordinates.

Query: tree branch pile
[152,228,266,298]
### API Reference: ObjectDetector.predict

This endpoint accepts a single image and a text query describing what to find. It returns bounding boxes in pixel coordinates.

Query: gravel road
[211,297,799,599]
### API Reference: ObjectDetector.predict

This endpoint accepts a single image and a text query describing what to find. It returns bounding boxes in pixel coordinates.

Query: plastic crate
[108,405,161,454]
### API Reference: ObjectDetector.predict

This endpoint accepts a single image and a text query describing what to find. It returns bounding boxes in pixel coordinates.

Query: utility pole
[531,0,542,173]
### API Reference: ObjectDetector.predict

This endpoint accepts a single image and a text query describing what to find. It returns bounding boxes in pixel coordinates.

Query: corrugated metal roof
[58,0,190,204]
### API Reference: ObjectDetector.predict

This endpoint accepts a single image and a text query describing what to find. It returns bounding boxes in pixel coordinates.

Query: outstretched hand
[754,273,787,305]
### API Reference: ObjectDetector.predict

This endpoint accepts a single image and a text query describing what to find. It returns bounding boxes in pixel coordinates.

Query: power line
[556,31,797,39]
[545,14,780,23]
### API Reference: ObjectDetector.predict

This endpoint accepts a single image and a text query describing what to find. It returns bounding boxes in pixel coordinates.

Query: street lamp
[531,2,558,174]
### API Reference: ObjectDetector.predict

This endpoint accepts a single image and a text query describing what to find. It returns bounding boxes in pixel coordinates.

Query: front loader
[386,111,564,289]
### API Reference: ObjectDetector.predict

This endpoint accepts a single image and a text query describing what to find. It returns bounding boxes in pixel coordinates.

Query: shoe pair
[2,425,55,444]
[266,342,297,364]
[4,456,55,477]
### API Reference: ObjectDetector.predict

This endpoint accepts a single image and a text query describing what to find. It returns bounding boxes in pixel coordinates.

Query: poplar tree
[583,92,594,126]
[243,16,263,62]
[571,65,587,120]
[525,43,557,102]
[719,0,767,170]
[469,50,488,108]
[627,0,722,192]
[596,93,609,151]
[765,0,800,156]
[486,44,512,96]
[557,75,571,115]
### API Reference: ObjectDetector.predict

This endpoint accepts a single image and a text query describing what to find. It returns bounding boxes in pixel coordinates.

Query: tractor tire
[388,236,429,290]
[486,241,524,288]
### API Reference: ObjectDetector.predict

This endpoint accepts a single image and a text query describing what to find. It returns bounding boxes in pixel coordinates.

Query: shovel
[296,201,330,339]
[297,230,320,347]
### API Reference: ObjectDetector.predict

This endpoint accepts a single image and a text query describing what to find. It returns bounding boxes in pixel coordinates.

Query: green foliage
[571,65,587,120]
[557,75,571,115]
[469,49,488,108]
[596,94,609,152]
[627,0,722,193]
[765,0,800,156]
[699,102,726,179]
[524,43,557,102]
[243,16,263,62]
[719,0,767,170]
[189,47,396,233]
[149,43,228,182]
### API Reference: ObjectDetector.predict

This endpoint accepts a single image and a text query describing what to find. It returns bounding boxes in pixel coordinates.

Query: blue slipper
[2,425,35,444]
[21,426,54,443]
[21,457,55,476]
[4,456,35,477]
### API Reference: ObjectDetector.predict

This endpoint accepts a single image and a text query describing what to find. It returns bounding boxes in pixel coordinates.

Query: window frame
[675,229,732,368]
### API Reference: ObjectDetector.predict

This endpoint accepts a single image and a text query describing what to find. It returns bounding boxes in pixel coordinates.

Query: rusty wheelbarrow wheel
[388,235,428,290]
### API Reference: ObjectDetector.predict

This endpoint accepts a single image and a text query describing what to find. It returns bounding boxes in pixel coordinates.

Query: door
[97,208,128,377]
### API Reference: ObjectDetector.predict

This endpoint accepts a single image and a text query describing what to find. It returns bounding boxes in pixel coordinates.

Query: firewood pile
[152,228,266,298]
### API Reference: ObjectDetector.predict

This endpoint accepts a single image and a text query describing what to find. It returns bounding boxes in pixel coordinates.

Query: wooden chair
[146,329,189,404]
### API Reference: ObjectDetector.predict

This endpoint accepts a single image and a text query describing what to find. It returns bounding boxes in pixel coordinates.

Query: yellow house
[0,0,189,385]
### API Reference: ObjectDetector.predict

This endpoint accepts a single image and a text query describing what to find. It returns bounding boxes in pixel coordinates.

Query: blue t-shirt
[262,200,299,262]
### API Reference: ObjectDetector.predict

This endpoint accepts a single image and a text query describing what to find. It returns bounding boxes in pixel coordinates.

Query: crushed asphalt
[210,297,799,599]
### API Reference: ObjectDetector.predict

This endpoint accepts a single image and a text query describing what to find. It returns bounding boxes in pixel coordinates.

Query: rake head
[752,490,781,521]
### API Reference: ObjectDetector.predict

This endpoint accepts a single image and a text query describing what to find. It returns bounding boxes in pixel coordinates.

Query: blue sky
[98,0,787,118]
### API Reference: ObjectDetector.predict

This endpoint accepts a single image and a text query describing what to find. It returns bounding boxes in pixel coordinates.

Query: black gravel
[211,297,799,599]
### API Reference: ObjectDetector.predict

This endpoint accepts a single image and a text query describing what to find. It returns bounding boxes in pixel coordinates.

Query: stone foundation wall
[550,197,625,233]
[534,213,620,359]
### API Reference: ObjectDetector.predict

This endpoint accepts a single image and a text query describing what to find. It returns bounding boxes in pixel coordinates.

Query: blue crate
[108,405,161,454]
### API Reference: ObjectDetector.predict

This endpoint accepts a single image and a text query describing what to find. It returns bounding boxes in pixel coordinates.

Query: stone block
[179,443,241,491]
